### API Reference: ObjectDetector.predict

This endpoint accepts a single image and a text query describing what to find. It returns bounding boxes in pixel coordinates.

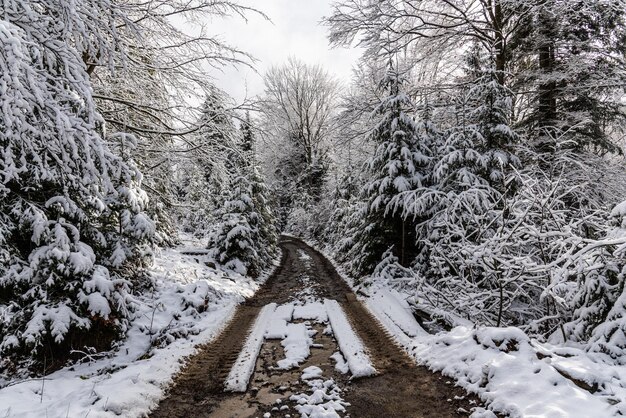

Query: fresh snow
[302,240,626,417]
[294,302,328,322]
[0,244,265,417]
[324,299,376,378]
[266,317,290,340]
[330,352,349,374]
[225,303,277,391]
[301,366,324,380]
[276,322,313,370]
[365,288,427,338]
[361,282,622,417]
[414,326,613,417]
[298,249,313,262]
[290,368,349,418]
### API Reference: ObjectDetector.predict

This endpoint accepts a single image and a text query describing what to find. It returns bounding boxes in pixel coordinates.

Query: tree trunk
[537,8,557,137]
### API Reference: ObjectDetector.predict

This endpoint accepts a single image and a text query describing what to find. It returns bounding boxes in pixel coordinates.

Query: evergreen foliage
[0,0,155,365]
[207,114,278,278]
[349,66,430,276]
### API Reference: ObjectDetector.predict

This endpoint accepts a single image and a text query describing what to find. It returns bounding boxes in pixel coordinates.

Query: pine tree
[207,166,277,278]
[208,175,260,276]
[555,204,626,362]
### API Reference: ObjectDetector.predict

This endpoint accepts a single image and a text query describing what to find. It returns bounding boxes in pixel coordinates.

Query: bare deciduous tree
[260,57,341,168]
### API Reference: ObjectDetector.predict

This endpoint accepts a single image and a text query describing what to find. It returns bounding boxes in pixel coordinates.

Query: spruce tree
[177,88,235,235]
[0,0,155,365]
[349,65,430,277]
[513,0,626,153]
[207,113,278,278]
[241,111,254,153]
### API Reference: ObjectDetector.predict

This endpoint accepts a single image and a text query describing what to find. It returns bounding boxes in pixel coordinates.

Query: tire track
[150,236,484,417]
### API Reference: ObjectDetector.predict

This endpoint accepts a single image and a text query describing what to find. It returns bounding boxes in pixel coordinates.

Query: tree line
[258,0,626,365]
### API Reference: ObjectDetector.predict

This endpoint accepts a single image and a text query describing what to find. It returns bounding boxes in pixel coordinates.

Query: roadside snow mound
[356,270,624,417]
[415,326,614,417]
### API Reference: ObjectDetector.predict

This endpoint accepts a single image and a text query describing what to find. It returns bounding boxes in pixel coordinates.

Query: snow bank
[365,288,427,338]
[330,352,349,374]
[362,282,621,417]
[414,326,613,417]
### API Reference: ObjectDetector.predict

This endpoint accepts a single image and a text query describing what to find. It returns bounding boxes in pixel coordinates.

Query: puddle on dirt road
[211,322,350,418]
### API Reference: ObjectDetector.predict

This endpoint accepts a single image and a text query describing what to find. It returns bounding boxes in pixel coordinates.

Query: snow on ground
[330,352,349,374]
[298,249,313,263]
[0,238,272,418]
[361,283,624,417]
[294,302,328,323]
[226,303,277,391]
[277,322,314,370]
[365,288,427,338]
[224,297,376,396]
[324,300,376,378]
[300,238,626,417]
[290,367,350,418]
[259,295,376,381]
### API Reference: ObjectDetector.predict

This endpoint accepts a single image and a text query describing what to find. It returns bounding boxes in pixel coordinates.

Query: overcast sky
[205,0,362,103]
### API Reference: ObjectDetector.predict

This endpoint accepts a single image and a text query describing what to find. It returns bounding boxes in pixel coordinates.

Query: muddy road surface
[151,237,482,418]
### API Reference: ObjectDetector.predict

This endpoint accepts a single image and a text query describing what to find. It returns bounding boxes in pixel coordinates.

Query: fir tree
[0,0,155,365]
[349,65,430,276]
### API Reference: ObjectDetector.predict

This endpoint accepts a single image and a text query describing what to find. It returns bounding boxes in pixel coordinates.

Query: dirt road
[151,237,481,417]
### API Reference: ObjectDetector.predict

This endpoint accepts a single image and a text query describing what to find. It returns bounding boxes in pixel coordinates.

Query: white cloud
[204,0,362,103]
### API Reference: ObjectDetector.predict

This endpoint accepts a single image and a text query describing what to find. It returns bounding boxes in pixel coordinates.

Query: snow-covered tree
[241,111,255,154]
[176,88,237,236]
[512,0,626,153]
[0,0,155,365]
[550,199,626,362]
[259,58,340,228]
[208,168,277,278]
[348,65,430,276]
[378,56,523,326]
[89,1,263,247]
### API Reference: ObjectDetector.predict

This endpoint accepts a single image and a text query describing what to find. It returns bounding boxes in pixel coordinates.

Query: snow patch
[277,322,313,370]
[294,302,328,322]
[330,352,349,374]
[225,303,277,392]
[324,300,376,378]
[290,371,349,418]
